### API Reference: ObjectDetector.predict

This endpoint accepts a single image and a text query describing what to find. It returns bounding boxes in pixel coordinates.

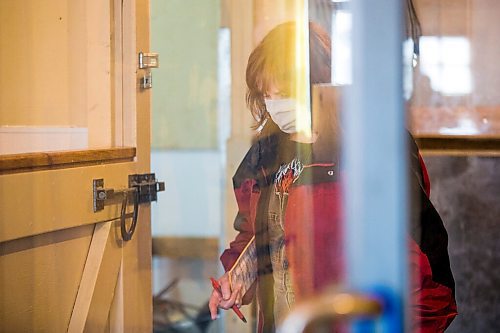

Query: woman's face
[263,83,287,100]
[263,83,297,134]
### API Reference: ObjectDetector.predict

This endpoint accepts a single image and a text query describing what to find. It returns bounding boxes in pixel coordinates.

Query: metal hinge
[138,52,159,69]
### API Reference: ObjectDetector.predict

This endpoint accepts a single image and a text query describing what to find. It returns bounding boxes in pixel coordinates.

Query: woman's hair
[405,0,422,57]
[246,21,332,129]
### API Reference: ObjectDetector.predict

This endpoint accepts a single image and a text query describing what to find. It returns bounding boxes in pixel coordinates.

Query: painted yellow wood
[119,202,152,333]
[67,221,122,333]
[109,264,125,333]
[87,0,113,148]
[0,161,138,243]
[68,222,112,333]
[0,0,87,127]
[0,0,153,332]
[83,222,122,333]
[0,224,94,332]
[113,1,153,331]
[121,0,138,150]
[111,0,124,147]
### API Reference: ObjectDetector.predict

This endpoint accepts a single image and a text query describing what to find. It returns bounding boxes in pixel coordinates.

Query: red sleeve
[418,153,431,197]
[219,178,259,304]
[409,238,458,332]
[220,178,258,271]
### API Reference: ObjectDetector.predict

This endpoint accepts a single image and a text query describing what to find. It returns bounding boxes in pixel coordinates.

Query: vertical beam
[223,2,254,332]
[117,0,153,332]
[111,0,124,147]
[344,0,407,330]
[122,0,138,150]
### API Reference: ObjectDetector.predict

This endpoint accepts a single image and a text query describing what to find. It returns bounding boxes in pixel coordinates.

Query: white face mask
[264,98,297,134]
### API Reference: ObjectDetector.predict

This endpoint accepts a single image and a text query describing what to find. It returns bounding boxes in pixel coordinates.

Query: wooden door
[0,0,153,332]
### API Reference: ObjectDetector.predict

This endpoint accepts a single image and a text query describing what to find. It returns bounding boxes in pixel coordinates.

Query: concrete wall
[151,0,220,149]
[424,155,500,333]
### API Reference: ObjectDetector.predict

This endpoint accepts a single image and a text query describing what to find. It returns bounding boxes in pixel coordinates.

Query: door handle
[278,291,383,333]
[119,188,139,241]
[93,173,165,241]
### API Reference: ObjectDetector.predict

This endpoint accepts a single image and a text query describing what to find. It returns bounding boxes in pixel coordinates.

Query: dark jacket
[220,123,457,332]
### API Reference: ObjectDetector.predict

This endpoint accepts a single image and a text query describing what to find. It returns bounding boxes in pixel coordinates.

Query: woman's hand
[208,273,243,320]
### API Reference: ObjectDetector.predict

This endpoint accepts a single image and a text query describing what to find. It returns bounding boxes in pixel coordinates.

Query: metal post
[343,0,407,331]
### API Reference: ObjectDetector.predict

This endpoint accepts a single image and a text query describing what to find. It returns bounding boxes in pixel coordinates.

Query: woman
[209,20,457,333]
[208,21,338,332]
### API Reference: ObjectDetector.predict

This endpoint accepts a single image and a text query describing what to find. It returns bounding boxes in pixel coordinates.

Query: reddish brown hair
[246,21,332,128]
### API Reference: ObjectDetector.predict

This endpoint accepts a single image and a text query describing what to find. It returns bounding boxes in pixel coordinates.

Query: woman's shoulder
[233,127,288,188]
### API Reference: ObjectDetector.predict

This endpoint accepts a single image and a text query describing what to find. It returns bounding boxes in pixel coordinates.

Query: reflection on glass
[419,36,471,96]
[409,0,500,136]
[331,9,352,85]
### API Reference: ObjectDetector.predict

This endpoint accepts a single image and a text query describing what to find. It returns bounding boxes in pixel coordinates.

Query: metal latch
[93,173,165,241]
[138,52,159,69]
[128,173,165,204]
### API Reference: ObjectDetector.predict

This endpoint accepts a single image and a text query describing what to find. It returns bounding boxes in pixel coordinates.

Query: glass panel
[407,1,500,333]
[408,0,500,136]
[0,0,113,154]
[150,1,225,332]
[150,1,497,333]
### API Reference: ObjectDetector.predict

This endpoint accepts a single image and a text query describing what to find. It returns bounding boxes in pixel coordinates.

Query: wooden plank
[83,221,123,332]
[0,147,136,174]
[68,221,122,333]
[67,222,110,332]
[415,135,500,156]
[116,0,153,332]
[152,236,219,259]
[0,161,137,243]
